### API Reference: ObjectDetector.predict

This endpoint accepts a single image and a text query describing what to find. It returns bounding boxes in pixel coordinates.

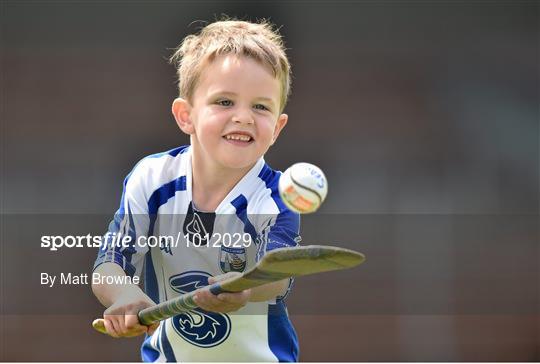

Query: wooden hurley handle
[92,319,107,334]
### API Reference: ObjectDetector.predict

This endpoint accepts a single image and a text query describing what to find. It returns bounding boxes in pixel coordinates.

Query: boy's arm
[193,274,289,313]
[92,262,146,307]
[92,161,154,337]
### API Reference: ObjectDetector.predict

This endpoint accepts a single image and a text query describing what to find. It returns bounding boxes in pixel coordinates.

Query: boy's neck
[191,150,254,212]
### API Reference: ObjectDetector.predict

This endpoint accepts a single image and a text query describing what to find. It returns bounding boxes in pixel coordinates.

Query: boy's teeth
[225,134,251,141]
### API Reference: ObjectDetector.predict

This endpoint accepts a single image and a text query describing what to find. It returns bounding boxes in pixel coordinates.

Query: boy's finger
[107,314,126,334]
[194,290,215,303]
[194,292,217,309]
[122,314,152,337]
[125,314,141,331]
[194,289,249,313]
[109,316,124,336]
[217,290,250,303]
[104,318,119,338]
[114,315,127,334]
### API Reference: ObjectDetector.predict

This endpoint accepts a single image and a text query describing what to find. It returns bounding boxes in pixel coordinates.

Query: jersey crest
[169,271,231,347]
[219,246,247,273]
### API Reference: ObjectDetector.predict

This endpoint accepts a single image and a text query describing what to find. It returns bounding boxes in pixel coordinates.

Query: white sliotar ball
[278,163,328,214]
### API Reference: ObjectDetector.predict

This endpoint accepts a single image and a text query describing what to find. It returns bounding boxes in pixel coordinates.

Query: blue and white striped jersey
[94,145,300,362]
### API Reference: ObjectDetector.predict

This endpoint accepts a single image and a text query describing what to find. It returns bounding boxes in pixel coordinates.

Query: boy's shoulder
[122,145,190,197]
[130,145,190,176]
[144,145,190,159]
[248,163,292,216]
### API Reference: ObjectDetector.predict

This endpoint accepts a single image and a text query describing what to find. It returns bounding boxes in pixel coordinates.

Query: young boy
[92,19,301,362]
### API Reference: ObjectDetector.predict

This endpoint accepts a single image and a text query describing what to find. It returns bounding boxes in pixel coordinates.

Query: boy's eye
[254,104,269,111]
[217,99,233,107]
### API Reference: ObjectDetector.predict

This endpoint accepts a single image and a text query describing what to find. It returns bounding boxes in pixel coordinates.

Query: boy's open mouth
[223,132,254,144]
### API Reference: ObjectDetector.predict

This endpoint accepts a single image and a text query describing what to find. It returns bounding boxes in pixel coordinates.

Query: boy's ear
[270,113,289,146]
[172,98,195,135]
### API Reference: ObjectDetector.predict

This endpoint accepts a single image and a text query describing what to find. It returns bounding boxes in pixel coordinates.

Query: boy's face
[173,54,288,170]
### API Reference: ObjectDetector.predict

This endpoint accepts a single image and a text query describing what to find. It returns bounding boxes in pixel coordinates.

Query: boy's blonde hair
[170,19,291,112]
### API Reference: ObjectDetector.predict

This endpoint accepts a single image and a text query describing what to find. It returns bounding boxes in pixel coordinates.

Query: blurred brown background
[1,0,538,361]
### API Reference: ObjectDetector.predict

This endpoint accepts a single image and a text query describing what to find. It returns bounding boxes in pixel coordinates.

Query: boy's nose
[232,109,254,125]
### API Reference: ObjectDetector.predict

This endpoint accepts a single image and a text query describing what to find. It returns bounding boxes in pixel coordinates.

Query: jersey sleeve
[254,208,301,300]
[252,166,302,261]
[256,208,301,261]
[93,168,150,278]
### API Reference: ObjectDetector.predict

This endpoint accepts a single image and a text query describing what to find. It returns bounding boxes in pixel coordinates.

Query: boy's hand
[193,272,251,313]
[102,286,159,338]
